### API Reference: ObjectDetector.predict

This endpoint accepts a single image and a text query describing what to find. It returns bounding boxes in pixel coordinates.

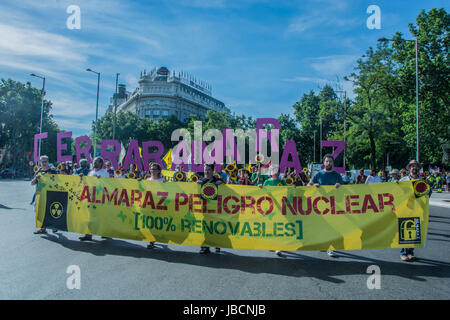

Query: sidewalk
[429,190,450,208]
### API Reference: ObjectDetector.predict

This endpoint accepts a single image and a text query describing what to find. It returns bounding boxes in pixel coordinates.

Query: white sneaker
[327,250,337,257]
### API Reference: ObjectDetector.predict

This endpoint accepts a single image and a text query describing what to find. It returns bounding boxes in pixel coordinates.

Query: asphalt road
[1,179,449,300]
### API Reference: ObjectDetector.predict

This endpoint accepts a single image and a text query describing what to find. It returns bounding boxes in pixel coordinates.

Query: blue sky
[1,0,448,138]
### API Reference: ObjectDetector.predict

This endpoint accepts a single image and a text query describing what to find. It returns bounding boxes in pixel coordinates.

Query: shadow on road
[41,233,450,284]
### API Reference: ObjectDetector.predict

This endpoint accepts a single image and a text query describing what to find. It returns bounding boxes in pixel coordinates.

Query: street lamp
[30,73,45,158]
[336,90,347,169]
[112,73,120,140]
[86,68,100,159]
[378,37,419,162]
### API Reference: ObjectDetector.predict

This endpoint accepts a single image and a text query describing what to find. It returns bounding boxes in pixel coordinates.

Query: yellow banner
[35,175,429,251]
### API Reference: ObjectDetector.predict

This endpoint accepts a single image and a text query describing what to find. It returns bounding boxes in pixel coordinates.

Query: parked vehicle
[0,169,15,179]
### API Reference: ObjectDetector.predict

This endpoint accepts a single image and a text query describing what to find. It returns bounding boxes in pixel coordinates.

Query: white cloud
[0,24,87,62]
[309,55,357,75]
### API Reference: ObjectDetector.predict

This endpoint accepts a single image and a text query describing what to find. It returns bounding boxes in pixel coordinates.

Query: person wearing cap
[32,155,58,234]
[388,169,400,183]
[398,160,426,262]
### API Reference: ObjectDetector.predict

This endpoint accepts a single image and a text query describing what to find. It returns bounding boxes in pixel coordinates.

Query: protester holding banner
[172,164,187,182]
[73,159,90,176]
[388,169,400,183]
[238,169,252,185]
[259,165,286,256]
[79,157,107,241]
[146,162,166,249]
[399,159,425,262]
[308,154,343,258]
[250,164,265,185]
[198,163,223,254]
[127,163,140,179]
[32,155,58,235]
[105,161,114,178]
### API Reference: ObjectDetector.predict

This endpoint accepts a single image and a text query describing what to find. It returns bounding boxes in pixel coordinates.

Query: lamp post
[378,37,419,162]
[112,73,120,140]
[86,68,100,159]
[30,73,45,158]
[336,90,347,169]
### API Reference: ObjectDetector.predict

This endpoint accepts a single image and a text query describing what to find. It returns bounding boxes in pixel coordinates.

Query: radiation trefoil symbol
[50,202,63,219]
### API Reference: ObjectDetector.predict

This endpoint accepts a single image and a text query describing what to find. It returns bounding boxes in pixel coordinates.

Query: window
[154,100,160,105]
[146,100,150,105]
[162,110,169,117]
[163,100,168,106]
[153,110,160,116]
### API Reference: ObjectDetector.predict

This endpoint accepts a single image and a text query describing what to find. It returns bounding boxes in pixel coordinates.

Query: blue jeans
[400,248,414,256]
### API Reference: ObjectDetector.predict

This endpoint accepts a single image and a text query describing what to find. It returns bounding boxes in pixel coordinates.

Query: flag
[119,143,126,164]
[163,148,173,170]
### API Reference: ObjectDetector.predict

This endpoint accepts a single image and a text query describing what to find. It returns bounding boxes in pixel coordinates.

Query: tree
[0,78,60,171]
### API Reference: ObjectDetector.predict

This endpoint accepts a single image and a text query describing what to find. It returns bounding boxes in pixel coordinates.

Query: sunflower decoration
[200,182,218,200]
[230,172,238,181]
[57,163,64,172]
[191,174,199,182]
[144,174,151,180]
[412,179,430,197]
[225,163,236,173]
[285,176,294,185]
[128,172,136,179]
[255,153,264,163]
[175,172,185,181]
[115,169,122,176]
[302,167,308,173]
[33,165,39,173]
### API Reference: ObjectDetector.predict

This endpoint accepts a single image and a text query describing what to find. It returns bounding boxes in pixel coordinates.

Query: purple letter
[75,136,92,165]
[33,132,48,162]
[321,140,346,173]
[141,141,164,172]
[101,139,121,169]
[280,140,302,173]
[57,132,72,163]
[123,140,143,172]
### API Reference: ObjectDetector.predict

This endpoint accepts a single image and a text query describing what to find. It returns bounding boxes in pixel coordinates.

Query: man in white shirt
[80,157,106,241]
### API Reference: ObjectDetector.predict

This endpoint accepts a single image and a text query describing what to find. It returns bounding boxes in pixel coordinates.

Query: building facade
[109,67,229,122]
